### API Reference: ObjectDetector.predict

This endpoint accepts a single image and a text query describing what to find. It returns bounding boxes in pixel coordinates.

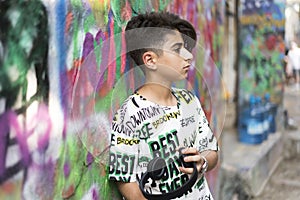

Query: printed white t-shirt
[108,88,219,200]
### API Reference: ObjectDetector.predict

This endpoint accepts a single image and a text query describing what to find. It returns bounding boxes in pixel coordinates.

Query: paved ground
[252,84,300,200]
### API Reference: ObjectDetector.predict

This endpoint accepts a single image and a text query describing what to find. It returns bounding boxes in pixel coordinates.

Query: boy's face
[155,30,193,81]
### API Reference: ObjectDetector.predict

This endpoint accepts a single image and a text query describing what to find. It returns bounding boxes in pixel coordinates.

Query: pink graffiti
[0,103,52,184]
[35,104,52,153]
[0,111,30,179]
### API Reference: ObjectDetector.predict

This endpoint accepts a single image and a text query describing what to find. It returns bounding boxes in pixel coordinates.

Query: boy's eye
[173,48,181,53]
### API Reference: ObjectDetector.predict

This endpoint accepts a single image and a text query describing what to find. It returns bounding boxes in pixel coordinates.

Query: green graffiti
[94,83,129,113]
[84,15,96,33]
[54,134,122,199]
[240,26,284,97]
[0,0,49,109]
[72,18,80,62]
[70,0,83,8]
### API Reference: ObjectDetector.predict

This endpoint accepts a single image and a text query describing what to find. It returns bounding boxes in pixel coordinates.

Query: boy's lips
[183,65,190,69]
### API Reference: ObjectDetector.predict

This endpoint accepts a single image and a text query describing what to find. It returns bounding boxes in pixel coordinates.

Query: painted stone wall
[0,0,224,199]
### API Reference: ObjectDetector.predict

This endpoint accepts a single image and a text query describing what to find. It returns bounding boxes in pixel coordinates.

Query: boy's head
[125,12,197,66]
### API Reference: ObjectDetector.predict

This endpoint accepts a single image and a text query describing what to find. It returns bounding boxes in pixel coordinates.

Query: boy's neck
[137,82,177,106]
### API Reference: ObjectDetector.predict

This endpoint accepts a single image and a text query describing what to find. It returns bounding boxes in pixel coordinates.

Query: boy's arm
[201,150,218,172]
[109,105,143,199]
[116,182,147,200]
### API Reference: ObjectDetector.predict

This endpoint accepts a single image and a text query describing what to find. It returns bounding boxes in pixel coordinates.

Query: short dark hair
[125,12,197,66]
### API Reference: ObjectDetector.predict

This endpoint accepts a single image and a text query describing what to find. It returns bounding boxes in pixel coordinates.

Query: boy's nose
[181,47,193,61]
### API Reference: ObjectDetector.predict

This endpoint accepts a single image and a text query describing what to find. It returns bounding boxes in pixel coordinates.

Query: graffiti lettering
[159,173,192,196]
[180,115,195,127]
[125,121,136,135]
[198,138,209,152]
[141,107,161,118]
[174,90,194,104]
[183,130,197,147]
[240,15,285,28]
[126,106,161,131]
[152,110,181,129]
[136,122,154,140]
[117,137,140,145]
[148,130,179,159]
[109,153,135,176]
[198,194,211,200]
[112,121,133,136]
[111,133,116,146]
[109,176,131,182]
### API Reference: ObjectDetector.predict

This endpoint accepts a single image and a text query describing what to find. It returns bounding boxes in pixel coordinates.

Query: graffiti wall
[239,0,285,101]
[238,0,285,142]
[0,0,224,199]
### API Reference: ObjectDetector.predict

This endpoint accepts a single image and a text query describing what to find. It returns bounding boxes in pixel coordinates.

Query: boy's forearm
[116,182,147,200]
[201,150,218,171]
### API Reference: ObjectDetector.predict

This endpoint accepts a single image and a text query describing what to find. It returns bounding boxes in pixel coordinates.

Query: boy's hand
[178,148,218,175]
[178,147,204,174]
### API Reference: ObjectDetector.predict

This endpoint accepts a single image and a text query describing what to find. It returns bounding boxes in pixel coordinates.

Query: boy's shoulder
[118,92,153,110]
[112,92,154,121]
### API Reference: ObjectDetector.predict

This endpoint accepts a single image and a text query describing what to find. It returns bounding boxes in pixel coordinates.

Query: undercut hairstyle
[125,12,197,66]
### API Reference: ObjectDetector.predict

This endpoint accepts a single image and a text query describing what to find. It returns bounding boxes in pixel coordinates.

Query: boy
[108,12,219,199]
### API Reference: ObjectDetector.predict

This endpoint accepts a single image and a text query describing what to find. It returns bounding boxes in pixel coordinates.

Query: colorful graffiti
[237,0,285,143]
[0,0,224,199]
[238,0,285,103]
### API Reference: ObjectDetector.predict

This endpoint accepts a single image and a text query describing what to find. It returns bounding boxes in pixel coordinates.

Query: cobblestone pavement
[253,84,300,200]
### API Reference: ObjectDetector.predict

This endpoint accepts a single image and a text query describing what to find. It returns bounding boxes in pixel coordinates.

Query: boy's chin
[166,73,189,82]
[172,76,188,82]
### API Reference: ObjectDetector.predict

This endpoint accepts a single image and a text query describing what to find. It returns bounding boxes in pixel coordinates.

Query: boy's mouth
[183,65,190,69]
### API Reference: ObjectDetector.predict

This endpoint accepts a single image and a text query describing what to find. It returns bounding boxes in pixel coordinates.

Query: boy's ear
[142,51,158,70]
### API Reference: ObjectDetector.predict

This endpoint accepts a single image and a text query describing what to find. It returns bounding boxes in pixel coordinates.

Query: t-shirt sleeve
[108,104,140,183]
[194,97,219,152]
